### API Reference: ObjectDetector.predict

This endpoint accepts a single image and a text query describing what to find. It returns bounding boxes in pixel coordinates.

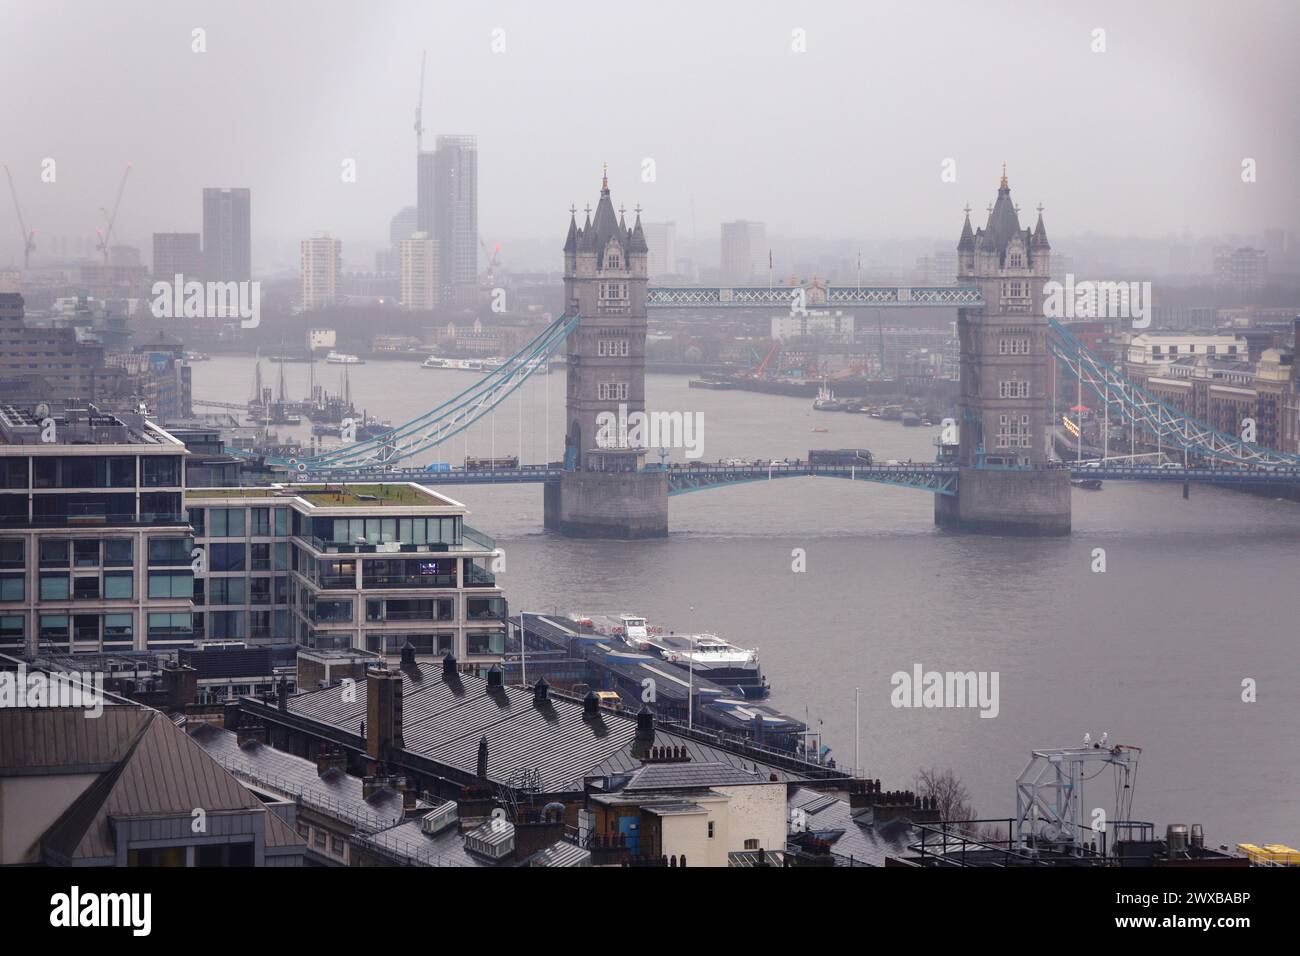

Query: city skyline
[1,0,1297,269]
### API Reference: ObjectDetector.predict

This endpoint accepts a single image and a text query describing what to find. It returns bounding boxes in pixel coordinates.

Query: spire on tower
[601,162,609,193]
[1000,162,1008,189]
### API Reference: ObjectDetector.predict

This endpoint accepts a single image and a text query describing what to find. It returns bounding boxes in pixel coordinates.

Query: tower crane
[95,163,132,265]
[479,238,501,278]
[414,50,427,154]
[3,166,36,270]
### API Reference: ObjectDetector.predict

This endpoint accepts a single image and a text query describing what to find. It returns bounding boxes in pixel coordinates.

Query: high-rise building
[1213,246,1268,294]
[433,135,478,305]
[720,220,766,283]
[390,206,418,245]
[152,233,203,281]
[642,221,676,277]
[300,234,342,311]
[201,188,252,282]
[416,152,437,237]
[400,232,440,311]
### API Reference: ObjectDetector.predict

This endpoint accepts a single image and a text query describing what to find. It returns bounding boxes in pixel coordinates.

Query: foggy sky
[1,0,1296,268]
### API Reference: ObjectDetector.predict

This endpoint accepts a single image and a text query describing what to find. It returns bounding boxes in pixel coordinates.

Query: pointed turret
[1031,207,1050,250]
[630,213,648,254]
[563,209,578,254]
[958,207,975,250]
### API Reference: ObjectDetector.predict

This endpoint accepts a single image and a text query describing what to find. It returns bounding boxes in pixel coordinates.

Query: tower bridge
[256,170,1300,537]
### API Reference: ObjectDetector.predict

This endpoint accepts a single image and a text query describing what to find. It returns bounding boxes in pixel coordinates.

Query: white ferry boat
[325,351,364,365]
[421,356,484,372]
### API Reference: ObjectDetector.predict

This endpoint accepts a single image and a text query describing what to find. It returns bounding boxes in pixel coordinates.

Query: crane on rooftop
[3,165,36,270]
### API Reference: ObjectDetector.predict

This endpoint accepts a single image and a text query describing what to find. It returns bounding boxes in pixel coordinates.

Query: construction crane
[95,163,132,265]
[3,166,36,270]
[414,50,427,154]
[479,238,500,278]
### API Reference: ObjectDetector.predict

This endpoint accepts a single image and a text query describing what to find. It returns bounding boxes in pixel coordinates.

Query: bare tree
[914,767,1006,845]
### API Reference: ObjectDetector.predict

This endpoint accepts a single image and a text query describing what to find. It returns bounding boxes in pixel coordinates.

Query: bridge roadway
[294,461,1300,496]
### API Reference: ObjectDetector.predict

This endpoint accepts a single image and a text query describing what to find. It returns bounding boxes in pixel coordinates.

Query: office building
[642,221,676,277]
[202,188,252,282]
[152,232,203,282]
[400,232,440,310]
[720,220,766,283]
[300,234,343,311]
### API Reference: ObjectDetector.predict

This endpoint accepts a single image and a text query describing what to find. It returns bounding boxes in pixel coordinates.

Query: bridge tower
[543,169,668,538]
[934,168,1071,534]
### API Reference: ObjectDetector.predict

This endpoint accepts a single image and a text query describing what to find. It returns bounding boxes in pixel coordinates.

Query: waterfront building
[0,404,192,656]
[184,482,506,663]
[1213,246,1268,294]
[399,232,440,310]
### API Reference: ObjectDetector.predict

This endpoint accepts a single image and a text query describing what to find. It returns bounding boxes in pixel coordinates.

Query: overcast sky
[1,0,1296,264]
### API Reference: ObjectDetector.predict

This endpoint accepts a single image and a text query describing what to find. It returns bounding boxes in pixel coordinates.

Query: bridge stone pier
[544,171,669,538]
[934,169,1070,535]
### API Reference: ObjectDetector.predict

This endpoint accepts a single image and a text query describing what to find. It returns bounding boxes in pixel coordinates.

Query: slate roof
[276,661,808,794]
[4,706,303,863]
[789,787,919,867]
[189,722,408,830]
[622,760,764,791]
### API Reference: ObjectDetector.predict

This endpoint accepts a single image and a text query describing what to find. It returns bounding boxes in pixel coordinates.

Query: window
[147,612,193,641]
[187,507,206,535]
[148,571,193,600]
[141,456,181,487]
[104,539,133,566]
[40,573,70,600]
[39,614,70,644]
[73,614,99,644]
[312,598,353,623]
[103,613,133,644]
[998,379,1029,399]
[210,610,246,639]
[744,839,759,850]
[104,571,133,600]
[250,508,271,536]
[0,540,22,569]
[597,382,629,401]
[0,457,27,489]
[73,576,100,600]
[275,507,290,536]
[467,629,505,656]
[0,575,23,601]
[209,543,246,572]
[210,508,246,537]
[707,821,715,839]
[250,577,271,605]
[998,337,1030,356]
[467,596,506,620]
[39,538,70,567]
[208,577,246,605]
[148,536,192,566]
[332,836,344,855]
[73,539,100,567]
[0,615,24,646]
[250,542,271,571]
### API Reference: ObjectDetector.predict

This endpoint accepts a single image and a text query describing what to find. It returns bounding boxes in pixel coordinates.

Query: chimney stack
[476,735,489,781]
[276,676,290,712]
[442,652,458,678]
[486,664,504,690]
[532,676,550,706]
